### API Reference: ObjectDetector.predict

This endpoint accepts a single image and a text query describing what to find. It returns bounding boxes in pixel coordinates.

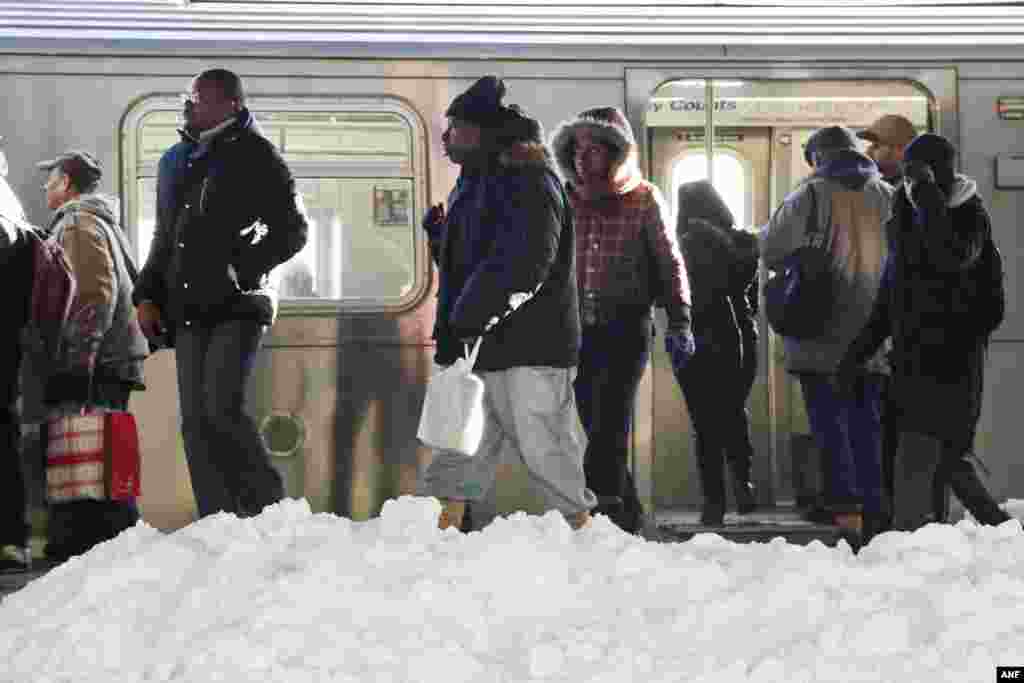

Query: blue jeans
[176,320,283,518]
[799,373,884,514]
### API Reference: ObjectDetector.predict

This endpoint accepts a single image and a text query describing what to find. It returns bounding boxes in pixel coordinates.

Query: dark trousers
[573,317,651,531]
[176,320,283,518]
[678,345,756,507]
[45,382,140,561]
[0,336,27,547]
[799,373,885,515]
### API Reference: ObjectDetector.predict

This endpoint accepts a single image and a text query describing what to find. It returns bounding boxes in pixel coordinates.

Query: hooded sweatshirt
[760,148,894,373]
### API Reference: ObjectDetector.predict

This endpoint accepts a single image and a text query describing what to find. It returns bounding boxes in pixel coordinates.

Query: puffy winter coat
[133,109,308,336]
[760,149,893,374]
[22,195,149,421]
[426,142,580,371]
[844,175,992,445]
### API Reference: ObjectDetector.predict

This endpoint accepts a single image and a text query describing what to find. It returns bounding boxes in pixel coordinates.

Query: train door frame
[624,66,956,521]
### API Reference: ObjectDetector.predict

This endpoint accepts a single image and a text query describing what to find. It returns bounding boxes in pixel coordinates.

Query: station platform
[647,506,846,546]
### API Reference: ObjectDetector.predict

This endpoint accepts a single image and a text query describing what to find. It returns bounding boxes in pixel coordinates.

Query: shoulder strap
[803,182,820,240]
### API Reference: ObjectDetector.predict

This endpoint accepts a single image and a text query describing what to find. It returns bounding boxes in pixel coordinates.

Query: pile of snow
[2,496,1023,683]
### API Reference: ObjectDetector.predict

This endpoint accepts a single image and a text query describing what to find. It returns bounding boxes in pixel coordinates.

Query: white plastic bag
[417,338,486,456]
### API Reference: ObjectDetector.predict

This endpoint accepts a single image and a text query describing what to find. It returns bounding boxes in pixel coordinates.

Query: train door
[645,126,774,508]
[625,68,957,521]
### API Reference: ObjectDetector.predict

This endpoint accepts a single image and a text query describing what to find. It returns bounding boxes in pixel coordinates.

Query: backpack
[764,184,838,339]
[21,226,77,363]
[969,235,1005,340]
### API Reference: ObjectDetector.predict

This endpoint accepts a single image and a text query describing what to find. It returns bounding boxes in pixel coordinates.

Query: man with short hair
[857,114,918,186]
[419,76,596,531]
[133,68,309,518]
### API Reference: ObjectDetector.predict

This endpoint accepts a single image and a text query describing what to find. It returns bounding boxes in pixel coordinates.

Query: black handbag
[764,184,836,339]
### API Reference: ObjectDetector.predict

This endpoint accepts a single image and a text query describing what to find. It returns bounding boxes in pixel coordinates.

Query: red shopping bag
[46,411,141,503]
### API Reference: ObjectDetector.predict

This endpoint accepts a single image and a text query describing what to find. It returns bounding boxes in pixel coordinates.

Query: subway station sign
[646,96,929,128]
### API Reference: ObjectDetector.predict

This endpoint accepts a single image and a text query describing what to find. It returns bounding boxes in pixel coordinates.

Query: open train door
[625,66,958,533]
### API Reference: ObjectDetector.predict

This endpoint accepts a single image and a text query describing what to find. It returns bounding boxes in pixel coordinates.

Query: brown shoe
[834,511,863,536]
[438,499,466,531]
[568,510,591,530]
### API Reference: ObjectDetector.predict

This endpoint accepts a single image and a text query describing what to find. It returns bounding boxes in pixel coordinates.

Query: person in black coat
[133,68,309,518]
[675,180,759,525]
[418,77,596,531]
[0,170,32,571]
[841,133,1011,532]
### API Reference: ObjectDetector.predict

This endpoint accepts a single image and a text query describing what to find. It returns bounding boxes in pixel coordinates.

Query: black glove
[901,160,935,187]
[422,203,445,240]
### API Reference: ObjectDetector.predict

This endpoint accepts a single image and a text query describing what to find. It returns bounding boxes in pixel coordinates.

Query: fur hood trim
[498,141,555,170]
[550,116,634,186]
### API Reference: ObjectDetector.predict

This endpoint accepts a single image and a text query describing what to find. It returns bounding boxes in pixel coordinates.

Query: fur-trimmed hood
[497,141,556,171]
[550,113,640,191]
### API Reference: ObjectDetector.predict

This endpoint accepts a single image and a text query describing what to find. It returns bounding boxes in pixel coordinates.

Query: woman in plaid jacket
[551,107,694,534]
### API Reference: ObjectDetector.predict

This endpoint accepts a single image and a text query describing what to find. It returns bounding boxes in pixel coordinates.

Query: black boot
[700,500,725,526]
[732,479,757,516]
[892,431,944,532]
[947,453,1011,526]
[696,434,727,526]
[861,510,891,546]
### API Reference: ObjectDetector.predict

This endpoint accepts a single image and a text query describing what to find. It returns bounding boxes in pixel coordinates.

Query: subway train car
[1,1,1022,536]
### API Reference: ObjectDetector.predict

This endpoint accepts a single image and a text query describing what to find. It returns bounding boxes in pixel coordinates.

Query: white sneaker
[0,545,31,573]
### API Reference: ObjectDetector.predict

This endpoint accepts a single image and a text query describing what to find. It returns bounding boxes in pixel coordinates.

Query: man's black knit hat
[445,76,509,127]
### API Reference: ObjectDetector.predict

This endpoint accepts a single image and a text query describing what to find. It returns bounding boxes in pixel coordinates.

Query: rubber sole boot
[892,431,944,532]
[948,456,1012,526]
[732,480,757,516]
[834,511,864,551]
[700,500,725,526]
[861,511,890,546]
[568,510,591,530]
[438,499,466,531]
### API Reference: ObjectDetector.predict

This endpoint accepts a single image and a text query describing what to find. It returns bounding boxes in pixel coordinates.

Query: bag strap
[802,183,822,246]
[463,336,484,370]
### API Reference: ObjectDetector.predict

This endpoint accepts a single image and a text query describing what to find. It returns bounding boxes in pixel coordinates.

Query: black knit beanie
[904,133,956,191]
[445,76,508,127]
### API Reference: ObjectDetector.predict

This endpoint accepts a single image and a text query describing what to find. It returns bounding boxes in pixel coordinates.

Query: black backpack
[968,235,1005,341]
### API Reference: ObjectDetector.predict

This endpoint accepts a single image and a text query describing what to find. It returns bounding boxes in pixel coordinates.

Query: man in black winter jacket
[133,69,308,518]
[841,133,1011,532]
[418,76,596,531]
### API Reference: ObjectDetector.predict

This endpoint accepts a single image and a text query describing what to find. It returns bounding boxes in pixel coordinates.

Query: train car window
[671,151,748,229]
[124,97,426,312]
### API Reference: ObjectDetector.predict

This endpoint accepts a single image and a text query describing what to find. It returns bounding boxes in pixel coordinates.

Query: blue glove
[665,330,696,375]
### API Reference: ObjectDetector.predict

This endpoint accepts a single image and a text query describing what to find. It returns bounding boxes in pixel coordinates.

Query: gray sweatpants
[418,366,597,516]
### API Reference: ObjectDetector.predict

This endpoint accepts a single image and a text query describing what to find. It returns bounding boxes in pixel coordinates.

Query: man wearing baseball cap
[34,148,150,561]
[857,114,917,186]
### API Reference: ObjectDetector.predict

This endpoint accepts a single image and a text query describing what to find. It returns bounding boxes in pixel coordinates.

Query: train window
[124,97,427,312]
[670,152,748,229]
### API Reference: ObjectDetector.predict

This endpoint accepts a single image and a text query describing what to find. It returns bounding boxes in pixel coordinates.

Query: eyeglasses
[179,92,200,106]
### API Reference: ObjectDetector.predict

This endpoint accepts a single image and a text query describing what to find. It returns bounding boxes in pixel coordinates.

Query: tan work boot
[834,511,863,536]
[568,510,592,530]
[438,499,467,531]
